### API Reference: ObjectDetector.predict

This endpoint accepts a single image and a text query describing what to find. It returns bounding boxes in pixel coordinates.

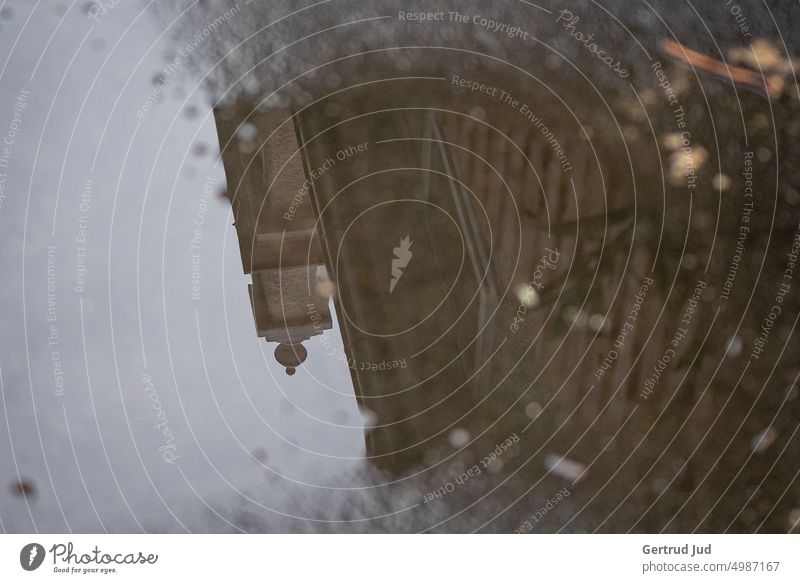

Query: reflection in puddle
[180,0,800,532]
[0,0,798,534]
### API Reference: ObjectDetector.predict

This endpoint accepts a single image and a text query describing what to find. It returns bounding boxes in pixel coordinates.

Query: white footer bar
[1,534,797,582]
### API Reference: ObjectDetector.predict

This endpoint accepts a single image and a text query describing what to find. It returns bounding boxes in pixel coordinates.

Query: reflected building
[211,78,627,473]
[214,96,503,471]
[214,103,332,375]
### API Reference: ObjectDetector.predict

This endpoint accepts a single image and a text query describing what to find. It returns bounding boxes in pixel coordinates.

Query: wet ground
[1,0,799,533]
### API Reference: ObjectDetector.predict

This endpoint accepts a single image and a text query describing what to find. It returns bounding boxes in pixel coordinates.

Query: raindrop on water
[448,428,470,448]
[725,336,743,358]
[751,427,777,454]
[236,122,257,141]
[525,402,542,419]
[11,479,34,497]
[788,508,800,532]
[588,314,606,332]
[360,407,378,429]
[544,453,586,482]
[515,283,539,308]
[713,173,732,191]
[191,143,208,158]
